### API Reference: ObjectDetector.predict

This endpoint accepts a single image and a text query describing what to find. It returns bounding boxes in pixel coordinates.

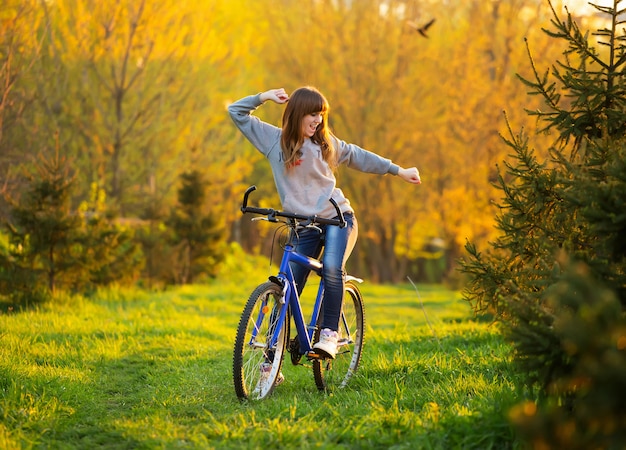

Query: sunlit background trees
[0,0,595,293]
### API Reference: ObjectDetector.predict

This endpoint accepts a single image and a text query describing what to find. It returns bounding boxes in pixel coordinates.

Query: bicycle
[233,185,365,400]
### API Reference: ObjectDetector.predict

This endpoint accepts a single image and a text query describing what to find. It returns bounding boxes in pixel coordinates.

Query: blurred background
[0,0,605,287]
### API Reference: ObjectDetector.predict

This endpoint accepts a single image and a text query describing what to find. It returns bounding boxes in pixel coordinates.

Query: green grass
[0,278,524,449]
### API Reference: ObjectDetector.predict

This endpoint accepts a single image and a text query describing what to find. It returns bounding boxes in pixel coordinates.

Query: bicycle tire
[233,281,289,400]
[313,280,365,392]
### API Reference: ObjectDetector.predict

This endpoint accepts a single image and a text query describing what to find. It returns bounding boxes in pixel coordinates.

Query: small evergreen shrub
[460,1,626,447]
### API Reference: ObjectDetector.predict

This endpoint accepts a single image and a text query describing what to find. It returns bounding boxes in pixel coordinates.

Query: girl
[229,86,421,359]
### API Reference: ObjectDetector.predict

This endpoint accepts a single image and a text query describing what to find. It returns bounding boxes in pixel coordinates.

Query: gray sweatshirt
[228,94,400,219]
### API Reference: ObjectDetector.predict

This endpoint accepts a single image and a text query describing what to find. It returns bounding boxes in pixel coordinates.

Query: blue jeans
[289,213,358,331]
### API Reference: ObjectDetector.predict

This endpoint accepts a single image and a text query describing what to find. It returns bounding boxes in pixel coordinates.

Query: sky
[564,0,615,15]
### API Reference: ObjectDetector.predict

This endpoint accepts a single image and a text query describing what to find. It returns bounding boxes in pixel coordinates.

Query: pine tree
[76,183,144,288]
[0,144,80,300]
[460,1,626,447]
[166,170,225,284]
[0,143,144,304]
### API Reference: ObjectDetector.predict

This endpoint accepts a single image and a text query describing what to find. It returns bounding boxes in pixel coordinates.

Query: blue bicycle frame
[251,241,325,358]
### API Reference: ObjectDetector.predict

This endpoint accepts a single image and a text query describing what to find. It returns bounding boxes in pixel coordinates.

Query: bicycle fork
[250,283,289,363]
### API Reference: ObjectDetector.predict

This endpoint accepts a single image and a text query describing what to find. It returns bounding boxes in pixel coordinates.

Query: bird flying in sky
[407,18,436,38]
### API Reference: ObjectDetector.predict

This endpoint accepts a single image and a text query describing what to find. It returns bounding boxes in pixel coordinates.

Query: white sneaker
[313,328,338,359]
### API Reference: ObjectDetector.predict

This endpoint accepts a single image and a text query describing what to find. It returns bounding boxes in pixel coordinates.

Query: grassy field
[0,270,524,449]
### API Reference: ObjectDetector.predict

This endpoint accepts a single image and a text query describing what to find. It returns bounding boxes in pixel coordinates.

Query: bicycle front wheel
[233,281,288,400]
[313,280,365,392]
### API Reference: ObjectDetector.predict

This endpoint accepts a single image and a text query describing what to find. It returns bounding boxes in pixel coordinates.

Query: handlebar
[241,185,346,228]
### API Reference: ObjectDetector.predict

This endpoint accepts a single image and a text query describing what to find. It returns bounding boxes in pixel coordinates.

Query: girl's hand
[260,88,289,104]
[398,167,421,185]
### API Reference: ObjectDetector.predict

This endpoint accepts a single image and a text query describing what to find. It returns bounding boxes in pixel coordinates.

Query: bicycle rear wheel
[313,280,365,392]
[233,281,288,400]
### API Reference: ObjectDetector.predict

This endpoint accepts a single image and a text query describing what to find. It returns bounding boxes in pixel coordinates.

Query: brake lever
[252,216,286,224]
[305,224,323,233]
[295,218,321,233]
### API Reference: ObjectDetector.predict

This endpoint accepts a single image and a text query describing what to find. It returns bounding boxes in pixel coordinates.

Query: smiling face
[302,112,324,138]
[281,87,333,168]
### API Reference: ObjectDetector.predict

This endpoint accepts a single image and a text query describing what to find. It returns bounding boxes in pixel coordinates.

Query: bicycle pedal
[306,351,326,360]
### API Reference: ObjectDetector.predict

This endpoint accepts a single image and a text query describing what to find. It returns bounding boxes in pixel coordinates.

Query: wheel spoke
[233,282,288,400]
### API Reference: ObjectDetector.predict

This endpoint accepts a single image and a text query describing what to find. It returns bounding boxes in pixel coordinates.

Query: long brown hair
[280,86,337,170]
